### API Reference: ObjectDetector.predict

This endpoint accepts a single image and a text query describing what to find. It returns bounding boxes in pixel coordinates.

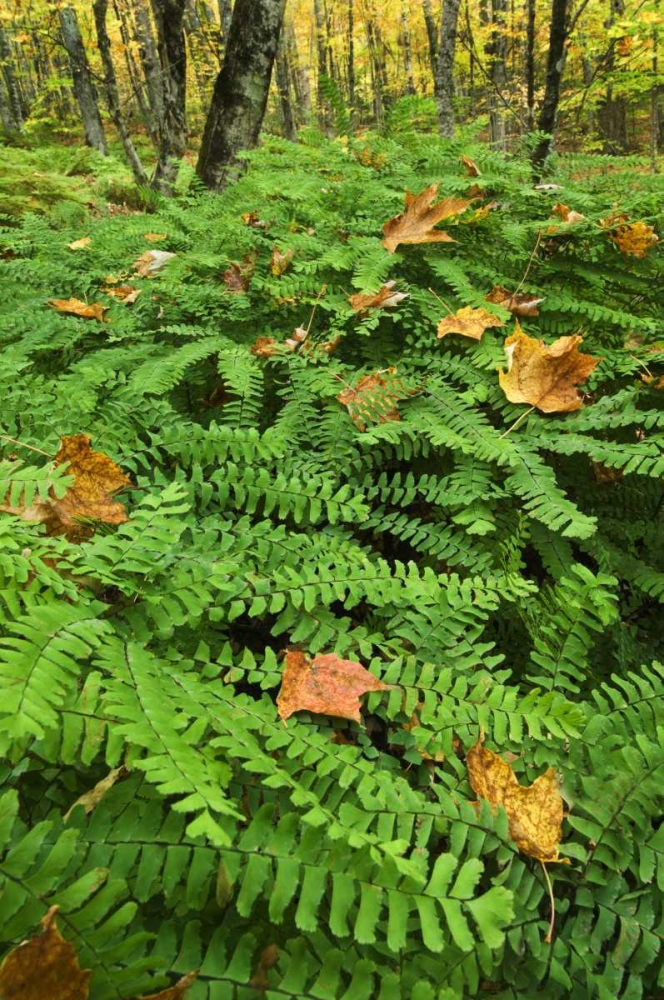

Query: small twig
[499,405,536,438]
[305,284,328,335]
[427,287,455,315]
[514,230,543,298]
[540,861,556,944]
[0,435,51,457]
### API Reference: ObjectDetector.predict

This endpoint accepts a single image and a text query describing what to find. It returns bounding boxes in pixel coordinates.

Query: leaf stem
[514,230,542,297]
[427,287,455,314]
[540,861,556,944]
[0,435,51,457]
[499,405,536,438]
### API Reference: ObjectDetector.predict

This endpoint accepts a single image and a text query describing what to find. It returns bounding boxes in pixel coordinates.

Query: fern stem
[514,229,542,296]
[0,434,51,457]
[541,861,556,944]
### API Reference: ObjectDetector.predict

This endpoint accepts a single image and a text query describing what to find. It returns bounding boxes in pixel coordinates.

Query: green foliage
[0,133,662,998]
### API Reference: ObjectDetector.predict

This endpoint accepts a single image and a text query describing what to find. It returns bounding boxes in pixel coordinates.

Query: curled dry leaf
[382,184,473,253]
[133,249,177,277]
[0,906,92,1000]
[277,650,390,723]
[466,737,568,863]
[551,202,585,224]
[485,285,544,317]
[64,765,128,822]
[136,972,199,1000]
[1,433,131,540]
[241,210,268,229]
[499,325,601,413]
[437,305,505,341]
[102,284,141,304]
[348,280,409,314]
[337,368,402,430]
[460,154,481,177]
[48,297,108,322]
[67,236,91,250]
[270,245,294,276]
[251,336,279,358]
[610,220,659,258]
[143,232,169,242]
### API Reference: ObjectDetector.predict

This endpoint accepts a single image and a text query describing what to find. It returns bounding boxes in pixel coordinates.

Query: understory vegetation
[0,130,662,999]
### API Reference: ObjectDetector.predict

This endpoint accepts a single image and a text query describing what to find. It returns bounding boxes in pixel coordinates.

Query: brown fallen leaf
[133,250,177,277]
[0,907,91,1000]
[551,203,585,224]
[460,154,481,177]
[348,280,409,314]
[102,284,142,304]
[499,325,601,413]
[64,766,128,821]
[277,650,390,722]
[610,220,659,258]
[437,305,505,341]
[143,232,169,242]
[67,236,91,250]
[270,246,294,276]
[250,336,280,358]
[249,944,280,991]
[466,736,568,863]
[222,253,255,294]
[133,972,199,1000]
[382,184,473,253]
[48,297,108,322]
[485,285,544,317]
[241,210,268,229]
[1,434,131,541]
[337,368,402,430]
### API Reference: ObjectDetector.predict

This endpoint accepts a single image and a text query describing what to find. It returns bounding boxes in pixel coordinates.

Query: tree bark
[133,1,164,142]
[196,0,286,192]
[276,32,297,141]
[347,0,355,118]
[487,0,508,148]
[530,0,569,172]
[400,0,416,95]
[597,0,627,153]
[93,0,149,185]
[0,25,24,128]
[218,0,233,39]
[525,0,536,131]
[58,7,107,153]
[150,0,188,193]
[435,0,461,138]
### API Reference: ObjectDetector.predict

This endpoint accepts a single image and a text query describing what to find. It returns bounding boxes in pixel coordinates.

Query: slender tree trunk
[525,0,536,131]
[0,26,24,128]
[436,0,462,138]
[276,33,297,141]
[58,7,107,153]
[0,80,12,130]
[150,0,188,193]
[285,20,310,122]
[347,0,355,118]
[530,0,569,172]
[651,28,660,170]
[133,1,164,143]
[218,0,233,39]
[93,0,149,184]
[113,0,153,131]
[400,1,416,95]
[487,0,508,148]
[313,0,331,132]
[422,0,438,69]
[196,0,286,192]
[597,0,627,153]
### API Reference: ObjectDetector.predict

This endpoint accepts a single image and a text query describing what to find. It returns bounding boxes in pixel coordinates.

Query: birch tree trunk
[435,0,461,138]
[487,0,508,148]
[150,0,188,193]
[531,0,570,171]
[196,0,286,192]
[133,1,164,143]
[0,25,24,128]
[276,33,298,141]
[58,7,107,153]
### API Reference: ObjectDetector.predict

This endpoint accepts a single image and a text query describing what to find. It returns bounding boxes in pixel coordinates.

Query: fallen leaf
[277,650,390,722]
[499,325,601,413]
[591,460,623,485]
[348,281,409,314]
[250,336,280,358]
[551,203,585,224]
[143,232,169,242]
[485,285,544,317]
[48,297,108,322]
[382,184,473,253]
[222,253,255,294]
[249,944,279,991]
[460,154,481,177]
[466,736,568,863]
[102,284,141,304]
[64,766,128,821]
[67,236,91,250]
[337,368,402,430]
[437,305,505,341]
[133,972,198,1000]
[133,250,177,277]
[284,326,309,350]
[610,220,659,258]
[241,210,268,229]
[0,906,91,1000]
[270,246,294,276]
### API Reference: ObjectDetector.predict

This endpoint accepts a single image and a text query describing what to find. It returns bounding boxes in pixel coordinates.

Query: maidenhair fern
[0,131,662,998]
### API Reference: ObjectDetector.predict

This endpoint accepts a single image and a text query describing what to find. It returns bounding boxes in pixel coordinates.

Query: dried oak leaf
[466,738,568,863]
[460,154,481,177]
[102,284,141,304]
[277,650,390,722]
[551,202,585,224]
[348,280,409,314]
[437,306,505,341]
[337,368,402,430]
[48,297,108,322]
[485,285,544,317]
[270,246,294,276]
[382,184,473,253]
[499,325,601,413]
[133,249,177,277]
[610,220,659,258]
[0,906,92,1000]
[67,236,91,250]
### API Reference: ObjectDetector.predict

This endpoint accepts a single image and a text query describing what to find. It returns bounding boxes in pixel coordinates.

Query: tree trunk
[285,20,310,122]
[113,1,153,132]
[276,33,297,141]
[436,0,461,138]
[651,28,660,170]
[422,0,438,68]
[93,0,149,185]
[218,0,233,39]
[196,0,286,192]
[487,0,508,148]
[530,0,569,172]
[150,0,188,193]
[58,7,107,153]
[0,26,24,128]
[597,0,627,153]
[400,0,416,95]
[347,0,355,118]
[525,0,536,131]
[313,0,331,132]
[133,1,164,143]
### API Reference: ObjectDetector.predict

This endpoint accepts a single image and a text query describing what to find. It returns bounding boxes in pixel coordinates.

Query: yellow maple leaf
[348,281,409,314]
[382,184,473,253]
[610,220,659,258]
[499,325,601,413]
[277,650,390,722]
[48,297,108,322]
[437,305,505,341]
[67,236,91,250]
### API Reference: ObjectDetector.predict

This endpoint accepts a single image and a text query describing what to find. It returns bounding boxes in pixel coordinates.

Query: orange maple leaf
[485,285,544,317]
[102,284,141,304]
[382,184,473,253]
[437,305,505,341]
[48,297,108,322]
[348,281,409,314]
[459,154,481,177]
[499,325,601,413]
[337,368,402,430]
[270,246,294,276]
[551,202,585,224]
[610,220,659,258]
[277,650,390,722]
[466,738,568,864]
